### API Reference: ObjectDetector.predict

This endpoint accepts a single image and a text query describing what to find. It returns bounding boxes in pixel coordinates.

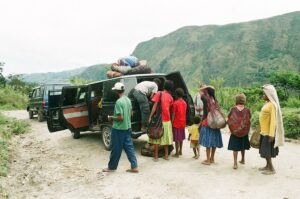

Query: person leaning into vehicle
[102,82,139,173]
[132,78,161,133]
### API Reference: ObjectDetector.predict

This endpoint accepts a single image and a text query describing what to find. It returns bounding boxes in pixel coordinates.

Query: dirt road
[1,110,300,199]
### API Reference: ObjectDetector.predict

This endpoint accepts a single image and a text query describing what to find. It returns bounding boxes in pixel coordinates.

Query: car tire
[37,110,44,122]
[102,126,112,151]
[71,130,80,139]
[28,111,33,119]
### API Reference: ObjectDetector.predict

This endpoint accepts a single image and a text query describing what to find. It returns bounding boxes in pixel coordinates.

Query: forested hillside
[133,11,300,87]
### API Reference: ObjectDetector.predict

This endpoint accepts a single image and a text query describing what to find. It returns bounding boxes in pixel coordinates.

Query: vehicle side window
[77,87,87,104]
[103,80,119,102]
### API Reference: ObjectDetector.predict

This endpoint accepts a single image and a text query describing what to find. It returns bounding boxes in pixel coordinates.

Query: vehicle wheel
[28,111,33,119]
[102,126,112,151]
[71,130,80,139]
[37,110,44,122]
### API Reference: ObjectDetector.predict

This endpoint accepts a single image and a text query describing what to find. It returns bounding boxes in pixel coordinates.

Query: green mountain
[22,67,87,83]
[22,12,300,87]
[132,11,300,87]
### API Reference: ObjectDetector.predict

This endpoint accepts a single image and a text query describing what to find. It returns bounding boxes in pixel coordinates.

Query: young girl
[227,93,251,169]
[172,88,187,157]
[188,116,201,159]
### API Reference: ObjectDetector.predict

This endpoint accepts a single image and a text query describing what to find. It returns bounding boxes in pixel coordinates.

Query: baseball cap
[112,82,125,91]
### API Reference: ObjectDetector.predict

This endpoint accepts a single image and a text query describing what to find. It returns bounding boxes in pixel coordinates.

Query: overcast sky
[0,0,299,76]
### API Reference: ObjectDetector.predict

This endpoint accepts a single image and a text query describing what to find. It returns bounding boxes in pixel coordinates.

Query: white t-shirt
[135,81,158,96]
[194,93,203,116]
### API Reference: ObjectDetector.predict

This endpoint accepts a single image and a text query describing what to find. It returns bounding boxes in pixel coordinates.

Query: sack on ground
[141,143,174,157]
[250,127,261,149]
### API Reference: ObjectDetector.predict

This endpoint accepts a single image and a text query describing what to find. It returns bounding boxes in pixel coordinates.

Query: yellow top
[188,124,200,141]
[259,101,276,137]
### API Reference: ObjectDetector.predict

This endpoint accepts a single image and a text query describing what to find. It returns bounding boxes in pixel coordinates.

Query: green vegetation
[207,71,300,139]
[133,11,300,88]
[0,86,28,110]
[0,113,30,177]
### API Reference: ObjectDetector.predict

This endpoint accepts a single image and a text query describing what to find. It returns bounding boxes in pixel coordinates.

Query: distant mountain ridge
[22,11,300,87]
[133,11,300,87]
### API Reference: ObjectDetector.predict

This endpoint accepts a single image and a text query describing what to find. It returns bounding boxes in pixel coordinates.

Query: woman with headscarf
[259,84,285,175]
[199,85,223,165]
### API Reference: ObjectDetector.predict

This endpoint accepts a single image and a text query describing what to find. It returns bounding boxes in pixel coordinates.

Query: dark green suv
[27,84,69,122]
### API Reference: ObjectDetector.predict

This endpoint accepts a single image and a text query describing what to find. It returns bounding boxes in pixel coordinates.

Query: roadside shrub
[282,97,300,108]
[0,86,28,110]
[283,108,300,139]
[251,111,260,128]
[10,120,30,135]
[0,140,8,177]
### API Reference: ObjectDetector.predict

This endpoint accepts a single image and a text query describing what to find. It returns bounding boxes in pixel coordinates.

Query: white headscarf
[263,84,285,147]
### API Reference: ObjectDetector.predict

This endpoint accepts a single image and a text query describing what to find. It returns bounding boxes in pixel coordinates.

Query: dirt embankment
[1,110,300,199]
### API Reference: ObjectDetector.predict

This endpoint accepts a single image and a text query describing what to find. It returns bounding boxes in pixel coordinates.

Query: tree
[0,62,6,87]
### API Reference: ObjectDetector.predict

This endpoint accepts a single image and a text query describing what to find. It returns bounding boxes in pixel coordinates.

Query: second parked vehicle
[27,83,70,122]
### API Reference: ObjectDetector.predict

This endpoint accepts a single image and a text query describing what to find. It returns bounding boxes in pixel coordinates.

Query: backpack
[227,107,251,137]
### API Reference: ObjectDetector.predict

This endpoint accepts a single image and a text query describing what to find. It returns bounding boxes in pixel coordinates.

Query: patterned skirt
[148,121,173,145]
[199,126,223,148]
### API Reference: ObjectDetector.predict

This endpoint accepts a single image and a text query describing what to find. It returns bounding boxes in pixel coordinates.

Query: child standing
[227,93,251,169]
[172,88,187,157]
[188,116,201,159]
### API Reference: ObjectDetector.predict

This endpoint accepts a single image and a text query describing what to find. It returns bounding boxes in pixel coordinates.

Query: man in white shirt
[194,84,204,119]
[132,78,161,132]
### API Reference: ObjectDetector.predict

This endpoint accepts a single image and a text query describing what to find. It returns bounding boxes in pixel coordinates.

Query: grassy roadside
[0,112,30,198]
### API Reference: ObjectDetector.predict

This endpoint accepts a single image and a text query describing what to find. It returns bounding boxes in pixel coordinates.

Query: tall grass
[0,113,30,177]
[0,86,28,110]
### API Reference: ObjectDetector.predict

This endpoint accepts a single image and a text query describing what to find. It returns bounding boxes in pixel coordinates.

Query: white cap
[112,82,125,91]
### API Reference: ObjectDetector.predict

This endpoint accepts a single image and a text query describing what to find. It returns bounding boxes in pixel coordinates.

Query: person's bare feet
[201,160,210,165]
[179,151,182,156]
[153,158,159,162]
[258,166,268,171]
[163,157,169,160]
[210,159,215,164]
[195,154,200,159]
[233,164,238,169]
[126,168,139,173]
[172,154,179,158]
[239,160,245,164]
[192,155,196,159]
[102,168,115,172]
[262,170,276,175]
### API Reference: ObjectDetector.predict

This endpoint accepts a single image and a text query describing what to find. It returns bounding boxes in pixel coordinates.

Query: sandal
[233,165,238,170]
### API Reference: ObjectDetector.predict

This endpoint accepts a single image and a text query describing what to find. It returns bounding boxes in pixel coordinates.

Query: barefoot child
[188,116,201,159]
[227,93,251,169]
[172,88,187,157]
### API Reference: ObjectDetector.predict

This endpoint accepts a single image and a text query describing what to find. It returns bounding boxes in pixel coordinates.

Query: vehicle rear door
[47,86,90,132]
[166,71,195,125]
[47,87,67,132]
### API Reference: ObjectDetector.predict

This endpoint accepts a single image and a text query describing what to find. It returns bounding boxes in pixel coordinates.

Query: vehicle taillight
[42,101,46,108]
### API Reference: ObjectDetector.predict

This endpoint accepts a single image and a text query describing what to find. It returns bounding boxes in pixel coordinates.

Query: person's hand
[107,115,113,122]
[268,136,275,143]
[148,117,152,124]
